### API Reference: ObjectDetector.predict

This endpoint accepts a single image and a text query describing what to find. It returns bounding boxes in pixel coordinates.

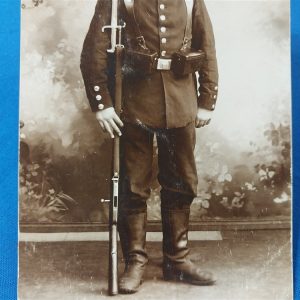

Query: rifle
[102,0,125,295]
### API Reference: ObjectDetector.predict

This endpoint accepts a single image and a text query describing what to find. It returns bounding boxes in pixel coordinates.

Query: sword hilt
[102,23,126,53]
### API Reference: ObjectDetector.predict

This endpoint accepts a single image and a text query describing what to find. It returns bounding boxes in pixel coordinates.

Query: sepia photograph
[18,0,292,299]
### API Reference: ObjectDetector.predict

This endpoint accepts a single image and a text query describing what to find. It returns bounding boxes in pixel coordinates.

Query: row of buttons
[94,85,104,110]
[211,85,218,109]
[213,85,218,100]
[159,2,167,57]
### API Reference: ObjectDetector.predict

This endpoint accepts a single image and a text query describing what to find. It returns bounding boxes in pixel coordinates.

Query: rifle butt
[108,222,118,295]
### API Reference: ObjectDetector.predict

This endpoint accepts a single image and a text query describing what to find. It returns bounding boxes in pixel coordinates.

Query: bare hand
[195,108,213,128]
[95,107,124,138]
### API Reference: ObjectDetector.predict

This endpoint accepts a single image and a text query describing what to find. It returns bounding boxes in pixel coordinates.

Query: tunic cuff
[197,86,218,111]
[87,84,113,112]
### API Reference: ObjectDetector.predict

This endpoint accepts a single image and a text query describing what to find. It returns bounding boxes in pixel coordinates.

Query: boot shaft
[118,210,148,294]
[161,208,190,260]
[118,210,148,265]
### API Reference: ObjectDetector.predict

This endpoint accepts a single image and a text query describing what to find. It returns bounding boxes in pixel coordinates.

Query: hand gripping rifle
[102,0,125,296]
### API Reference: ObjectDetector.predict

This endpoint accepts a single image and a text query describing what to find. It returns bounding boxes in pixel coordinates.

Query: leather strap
[123,0,148,49]
[182,0,194,49]
[123,0,194,50]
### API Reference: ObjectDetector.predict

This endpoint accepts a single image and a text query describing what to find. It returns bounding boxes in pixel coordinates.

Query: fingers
[109,119,122,137]
[199,121,206,127]
[113,113,124,128]
[101,120,122,138]
[97,114,123,138]
[103,120,114,138]
[195,120,205,128]
[98,121,105,131]
[195,118,211,128]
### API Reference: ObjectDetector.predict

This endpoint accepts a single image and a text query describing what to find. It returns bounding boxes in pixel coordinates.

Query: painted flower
[273,192,289,203]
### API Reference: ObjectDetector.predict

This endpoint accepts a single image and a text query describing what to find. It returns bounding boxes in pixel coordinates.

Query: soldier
[81,0,218,294]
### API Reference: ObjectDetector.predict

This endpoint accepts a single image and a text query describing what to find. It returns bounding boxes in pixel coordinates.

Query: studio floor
[18,230,292,300]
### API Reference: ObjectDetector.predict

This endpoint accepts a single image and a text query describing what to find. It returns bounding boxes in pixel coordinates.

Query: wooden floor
[18,230,292,300]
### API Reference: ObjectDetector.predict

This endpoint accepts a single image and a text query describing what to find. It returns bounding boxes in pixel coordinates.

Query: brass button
[160,26,166,33]
[160,15,166,21]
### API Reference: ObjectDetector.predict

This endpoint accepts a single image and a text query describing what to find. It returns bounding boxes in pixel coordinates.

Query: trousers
[119,121,198,212]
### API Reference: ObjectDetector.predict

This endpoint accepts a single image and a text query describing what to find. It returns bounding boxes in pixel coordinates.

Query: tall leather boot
[118,210,148,294]
[161,208,216,285]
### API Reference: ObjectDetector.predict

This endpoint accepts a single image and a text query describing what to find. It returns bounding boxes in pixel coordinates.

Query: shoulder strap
[123,0,148,49]
[182,0,194,49]
[123,0,194,50]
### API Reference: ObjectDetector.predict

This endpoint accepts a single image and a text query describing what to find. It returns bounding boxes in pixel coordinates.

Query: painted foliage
[19,0,291,223]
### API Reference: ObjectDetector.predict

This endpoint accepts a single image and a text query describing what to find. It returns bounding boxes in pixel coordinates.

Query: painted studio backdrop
[19,0,291,224]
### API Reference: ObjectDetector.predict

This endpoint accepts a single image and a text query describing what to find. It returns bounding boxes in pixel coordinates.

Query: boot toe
[118,263,146,294]
[192,269,216,285]
[163,260,216,286]
[119,277,141,293]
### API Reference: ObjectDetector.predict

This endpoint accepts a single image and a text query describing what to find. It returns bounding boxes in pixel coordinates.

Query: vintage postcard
[18,0,292,299]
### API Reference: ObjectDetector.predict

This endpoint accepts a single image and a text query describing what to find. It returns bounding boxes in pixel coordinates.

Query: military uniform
[81,0,218,293]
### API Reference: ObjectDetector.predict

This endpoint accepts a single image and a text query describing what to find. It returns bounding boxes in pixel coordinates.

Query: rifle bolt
[100,198,110,203]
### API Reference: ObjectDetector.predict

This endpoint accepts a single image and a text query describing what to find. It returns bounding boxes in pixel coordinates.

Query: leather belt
[155,58,172,70]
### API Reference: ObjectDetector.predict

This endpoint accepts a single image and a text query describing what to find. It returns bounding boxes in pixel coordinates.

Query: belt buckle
[156,58,172,70]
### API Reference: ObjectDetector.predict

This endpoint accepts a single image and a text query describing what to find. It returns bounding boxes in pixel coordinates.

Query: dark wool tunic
[81,0,218,129]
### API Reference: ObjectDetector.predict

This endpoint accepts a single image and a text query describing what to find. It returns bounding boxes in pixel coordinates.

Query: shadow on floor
[18,230,292,300]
